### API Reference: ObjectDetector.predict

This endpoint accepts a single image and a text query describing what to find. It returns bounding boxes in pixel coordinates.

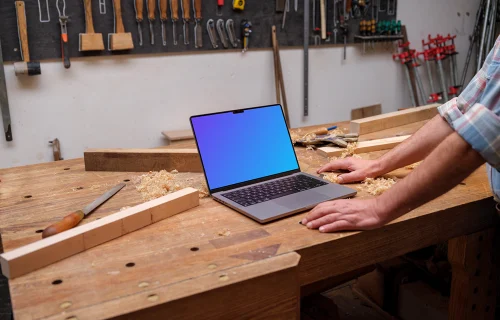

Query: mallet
[13,1,41,76]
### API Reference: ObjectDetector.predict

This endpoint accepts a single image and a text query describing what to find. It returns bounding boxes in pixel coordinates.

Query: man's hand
[301,198,388,232]
[317,158,381,184]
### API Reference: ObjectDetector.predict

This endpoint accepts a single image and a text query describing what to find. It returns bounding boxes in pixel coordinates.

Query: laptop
[190,104,357,223]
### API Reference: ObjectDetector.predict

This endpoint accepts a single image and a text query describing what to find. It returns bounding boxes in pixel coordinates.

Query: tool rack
[0,0,398,63]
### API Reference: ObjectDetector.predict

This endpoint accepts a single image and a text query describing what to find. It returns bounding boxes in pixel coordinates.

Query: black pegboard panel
[0,0,397,63]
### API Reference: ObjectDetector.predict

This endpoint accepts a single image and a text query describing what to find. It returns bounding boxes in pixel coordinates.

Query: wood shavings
[306,145,315,151]
[362,177,396,195]
[290,131,300,144]
[322,173,340,183]
[405,162,422,170]
[218,229,231,237]
[136,170,209,201]
[119,206,132,211]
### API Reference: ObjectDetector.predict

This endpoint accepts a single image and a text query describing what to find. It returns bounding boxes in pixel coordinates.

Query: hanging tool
[241,20,252,52]
[295,0,298,11]
[0,39,12,141]
[171,0,179,45]
[304,0,309,116]
[282,0,289,30]
[134,0,144,46]
[333,0,338,44]
[80,0,105,51]
[217,0,224,15]
[37,0,50,22]
[99,0,106,14]
[233,0,244,10]
[312,0,320,43]
[320,0,326,39]
[344,0,351,21]
[159,0,168,46]
[207,19,218,48]
[272,26,291,128]
[49,139,63,161]
[147,0,156,45]
[419,49,437,102]
[277,0,285,12]
[226,19,238,47]
[42,183,126,238]
[435,46,449,101]
[194,0,203,48]
[393,52,417,107]
[56,0,70,69]
[181,0,191,44]
[216,19,229,48]
[387,0,395,15]
[14,1,41,76]
[109,0,134,50]
[410,51,427,106]
[340,15,348,60]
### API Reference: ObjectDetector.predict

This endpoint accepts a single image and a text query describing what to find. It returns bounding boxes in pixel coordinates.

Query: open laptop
[190,104,357,223]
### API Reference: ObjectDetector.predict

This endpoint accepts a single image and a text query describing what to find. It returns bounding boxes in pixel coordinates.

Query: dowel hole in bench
[52,279,63,285]
[64,168,70,170]
[124,179,130,182]
[472,304,476,311]
[76,187,83,190]
[473,287,478,294]
[126,262,135,268]
[486,305,490,312]
[190,247,199,252]
[24,195,32,199]
[147,294,159,302]
[479,235,483,241]
[35,229,43,233]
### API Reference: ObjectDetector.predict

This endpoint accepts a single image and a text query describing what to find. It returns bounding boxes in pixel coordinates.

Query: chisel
[147,0,156,45]
[171,0,179,45]
[181,0,191,45]
[193,0,202,48]
[42,183,126,238]
[0,39,12,141]
[159,0,168,46]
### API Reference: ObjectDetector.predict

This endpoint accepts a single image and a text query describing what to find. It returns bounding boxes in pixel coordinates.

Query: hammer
[14,1,41,76]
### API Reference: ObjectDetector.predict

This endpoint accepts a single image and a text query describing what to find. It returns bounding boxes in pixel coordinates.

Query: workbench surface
[0,121,497,319]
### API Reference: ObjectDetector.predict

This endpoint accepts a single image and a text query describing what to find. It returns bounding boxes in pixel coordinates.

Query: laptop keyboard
[222,174,328,207]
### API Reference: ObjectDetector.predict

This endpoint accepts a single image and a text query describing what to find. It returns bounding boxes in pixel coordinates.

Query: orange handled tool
[42,183,125,238]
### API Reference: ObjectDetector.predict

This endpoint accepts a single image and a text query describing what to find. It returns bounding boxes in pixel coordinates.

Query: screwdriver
[159,0,168,46]
[134,0,144,46]
[181,0,191,45]
[147,0,156,45]
[171,0,179,45]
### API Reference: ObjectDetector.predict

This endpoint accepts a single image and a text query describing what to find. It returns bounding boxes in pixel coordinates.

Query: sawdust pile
[405,161,422,170]
[321,172,341,184]
[362,177,396,196]
[289,127,347,144]
[136,170,209,201]
[218,229,231,237]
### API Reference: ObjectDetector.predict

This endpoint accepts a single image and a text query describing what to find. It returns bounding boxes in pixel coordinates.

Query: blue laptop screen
[191,105,299,190]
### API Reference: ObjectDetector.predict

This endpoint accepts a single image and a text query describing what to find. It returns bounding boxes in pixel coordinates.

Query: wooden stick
[84,148,202,172]
[349,104,439,135]
[0,188,199,279]
[272,26,281,106]
[271,26,291,128]
[320,0,326,39]
[317,135,410,157]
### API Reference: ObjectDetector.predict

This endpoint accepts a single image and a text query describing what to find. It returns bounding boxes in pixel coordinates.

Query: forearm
[374,115,454,175]
[375,131,485,222]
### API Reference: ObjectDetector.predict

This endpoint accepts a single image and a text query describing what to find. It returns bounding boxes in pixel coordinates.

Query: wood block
[84,148,202,172]
[162,130,194,144]
[109,33,134,51]
[79,33,105,51]
[0,232,84,279]
[350,104,439,135]
[351,104,382,120]
[317,135,410,157]
[0,188,199,279]
[150,187,199,222]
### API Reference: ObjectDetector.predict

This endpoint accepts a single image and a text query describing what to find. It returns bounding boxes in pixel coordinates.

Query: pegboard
[0,0,398,63]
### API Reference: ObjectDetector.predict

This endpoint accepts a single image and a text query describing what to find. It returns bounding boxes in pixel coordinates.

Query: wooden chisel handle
[15,1,30,62]
[171,0,179,20]
[194,0,202,19]
[42,210,84,238]
[159,0,168,20]
[113,0,126,33]
[83,0,96,33]
[148,0,156,20]
[320,0,326,39]
[135,0,144,21]
[182,0,190,20]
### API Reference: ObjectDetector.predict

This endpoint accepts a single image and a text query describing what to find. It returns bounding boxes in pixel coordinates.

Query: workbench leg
[448,227,498,320]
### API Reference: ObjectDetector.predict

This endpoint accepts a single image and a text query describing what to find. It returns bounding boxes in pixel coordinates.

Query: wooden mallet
[79,0,105,51]
[109,0,134,50]
[13,1,41,76]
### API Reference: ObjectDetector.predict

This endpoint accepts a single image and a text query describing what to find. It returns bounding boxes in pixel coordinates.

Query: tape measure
[233,0,245,10]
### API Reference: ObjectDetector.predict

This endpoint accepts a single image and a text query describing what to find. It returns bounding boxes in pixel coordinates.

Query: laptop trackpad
[273,191,331,210]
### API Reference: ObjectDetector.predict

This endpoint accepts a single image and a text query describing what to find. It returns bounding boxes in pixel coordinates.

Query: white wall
[0,0,481,168]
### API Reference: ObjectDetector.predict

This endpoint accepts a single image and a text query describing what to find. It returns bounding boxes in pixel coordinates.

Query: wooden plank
[317,135,410,157]
[0,188,199,279]
[84,148,203,172]
[349,104,439,135]
[161,130,195,143]
[351,104,382,120]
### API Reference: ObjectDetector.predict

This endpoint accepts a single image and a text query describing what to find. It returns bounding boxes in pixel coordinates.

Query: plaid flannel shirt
[438,37,500,201]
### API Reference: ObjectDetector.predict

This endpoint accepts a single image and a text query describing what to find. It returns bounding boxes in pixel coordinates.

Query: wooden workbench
[0,121,497,320]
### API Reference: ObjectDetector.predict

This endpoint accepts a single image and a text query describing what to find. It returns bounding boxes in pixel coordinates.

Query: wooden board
[84,148,202,172]
[0,187,199,279]
[162,130,195,144]
[317,135,410,158]
[0,120,496,320]
[349,104,439,135]
[351,104,382,120]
